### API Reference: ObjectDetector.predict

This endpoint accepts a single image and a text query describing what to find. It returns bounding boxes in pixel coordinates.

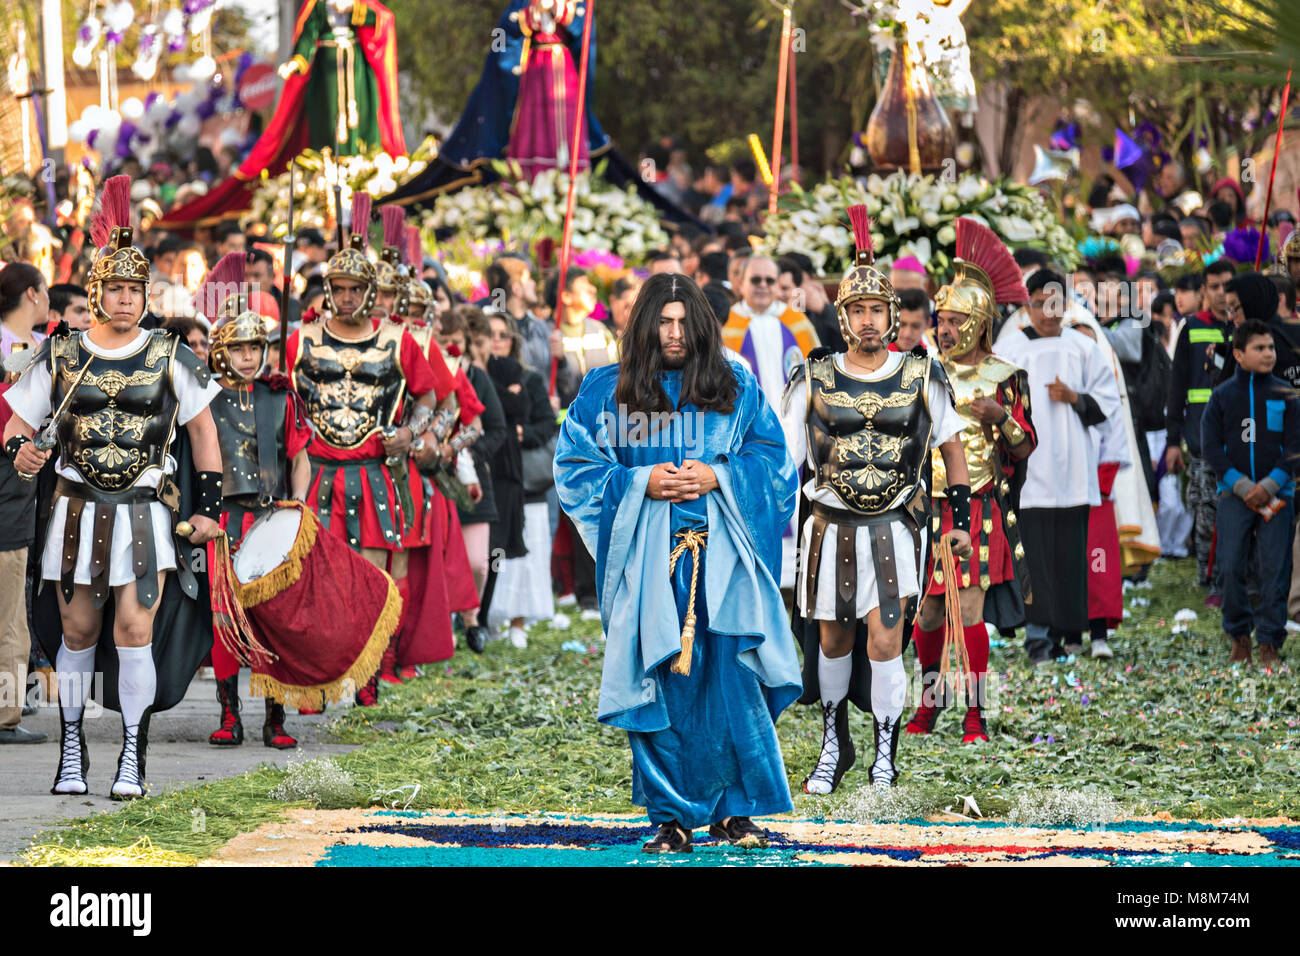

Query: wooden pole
[550,0,596,397]
[788,16,799,188]
[279,161,295,375]
[768,6,793,217]
[1256,68,1293,270]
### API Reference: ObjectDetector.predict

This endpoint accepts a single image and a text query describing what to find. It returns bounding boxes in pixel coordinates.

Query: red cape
[156,0,406,232]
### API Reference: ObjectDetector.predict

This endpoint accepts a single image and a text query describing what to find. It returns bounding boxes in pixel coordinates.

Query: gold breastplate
[931,354,1021,495]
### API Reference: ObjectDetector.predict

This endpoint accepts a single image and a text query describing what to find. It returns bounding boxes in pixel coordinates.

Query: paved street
[0,671,357,862]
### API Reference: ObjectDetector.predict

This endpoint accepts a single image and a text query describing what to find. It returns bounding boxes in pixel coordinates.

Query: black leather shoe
[465,625,488,654]
[708,816,769,848]
[642,821,693,853]
[0,725,47,744]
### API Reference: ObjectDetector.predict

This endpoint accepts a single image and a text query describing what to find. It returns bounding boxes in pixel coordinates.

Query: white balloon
[177,113,201,138]
[190,55,216,81]
[190,8,214,36]
[146,96,172,126]
[120,97,145,120]
[104,0,135,33]
[67,120,88,143]
[72,46,94,69]
[81,104,103,125]
[172,62,191,84]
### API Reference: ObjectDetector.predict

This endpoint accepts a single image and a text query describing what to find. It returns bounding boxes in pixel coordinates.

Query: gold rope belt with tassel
[667,529,708,676]
[934,536,972,698]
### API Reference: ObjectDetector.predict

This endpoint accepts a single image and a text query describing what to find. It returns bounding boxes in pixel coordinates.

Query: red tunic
[926,366,1036,594]
[285,316,453,550]
[1087,462,1123,627]
[392,323,483,664]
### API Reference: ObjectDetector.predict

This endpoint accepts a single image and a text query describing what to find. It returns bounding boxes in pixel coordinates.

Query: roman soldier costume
[201,253,315,748]
[908,217,1036,743]
[4,176,223,799]
[285,193,453,703]
[783,204,966,794]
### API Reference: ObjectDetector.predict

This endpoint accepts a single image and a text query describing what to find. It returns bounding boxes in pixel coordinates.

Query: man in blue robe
[555,272,803,854]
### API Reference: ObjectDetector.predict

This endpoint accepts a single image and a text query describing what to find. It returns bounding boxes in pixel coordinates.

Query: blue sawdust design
[314,818,1300,867]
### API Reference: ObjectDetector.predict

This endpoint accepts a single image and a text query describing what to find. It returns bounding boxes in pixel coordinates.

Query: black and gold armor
[804,350,939,516]
[291,321,407,450]
[52,330,184,493]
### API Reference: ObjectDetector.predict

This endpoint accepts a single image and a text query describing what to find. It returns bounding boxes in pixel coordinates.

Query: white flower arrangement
[758,169,1078,280]
[243,141,434,239]
[418,160,667,266]
[854,0,977,103]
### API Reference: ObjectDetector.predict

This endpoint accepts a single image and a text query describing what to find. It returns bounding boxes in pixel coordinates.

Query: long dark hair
[615,272,736,415]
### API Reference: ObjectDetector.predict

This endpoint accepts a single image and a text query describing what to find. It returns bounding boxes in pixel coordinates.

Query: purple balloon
[86,129,98,150]
[77,24,94,43]
[195,98,216,121]
[144,90,161,111]
[105,30,125,44]
[168,37,186,53]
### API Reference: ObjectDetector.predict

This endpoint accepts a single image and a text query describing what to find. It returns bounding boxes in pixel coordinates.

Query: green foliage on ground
[24,557,1300,863]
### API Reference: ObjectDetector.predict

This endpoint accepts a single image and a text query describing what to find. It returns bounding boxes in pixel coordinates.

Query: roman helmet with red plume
[324,192,377,322]
[836,203,900,347]
[933,217,1029,358]
[87,175,151,325]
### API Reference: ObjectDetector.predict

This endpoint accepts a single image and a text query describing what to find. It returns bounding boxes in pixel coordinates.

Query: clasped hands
[647,460,718,502]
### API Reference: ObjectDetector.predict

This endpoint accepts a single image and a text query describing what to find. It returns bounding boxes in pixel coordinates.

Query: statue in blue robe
[554,359,803,833]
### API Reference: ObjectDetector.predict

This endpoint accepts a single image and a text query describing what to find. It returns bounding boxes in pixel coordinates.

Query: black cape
[28,358,214,716]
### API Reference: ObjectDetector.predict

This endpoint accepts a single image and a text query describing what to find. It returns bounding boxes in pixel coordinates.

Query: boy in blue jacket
[1202,319,1300,668]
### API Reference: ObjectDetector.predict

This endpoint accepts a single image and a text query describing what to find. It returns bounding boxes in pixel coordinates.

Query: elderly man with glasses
[721,255,821,588]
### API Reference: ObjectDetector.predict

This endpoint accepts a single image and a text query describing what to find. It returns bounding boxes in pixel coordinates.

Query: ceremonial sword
[15,358,94,481]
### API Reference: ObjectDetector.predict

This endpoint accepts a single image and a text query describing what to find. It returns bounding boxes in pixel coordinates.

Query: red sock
[393,574,410,634]
[211,636,240,682]
[963,621,990,707]
[911,622,943,671]
[962,621,990,676]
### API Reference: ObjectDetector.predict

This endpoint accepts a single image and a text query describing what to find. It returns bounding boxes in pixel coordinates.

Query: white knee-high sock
[870,655,906,723]
[870,655,906,781]
[56,640,97,723]
[818,648,852,706]
[115,645,156,731]
[807,649,855,795]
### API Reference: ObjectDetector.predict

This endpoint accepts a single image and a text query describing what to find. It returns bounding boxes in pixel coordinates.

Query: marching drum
[234,502,399,709]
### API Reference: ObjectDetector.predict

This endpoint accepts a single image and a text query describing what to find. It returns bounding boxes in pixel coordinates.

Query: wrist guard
[4,434,31,462]
[195,471,223,522]
[406,402,435,438]
[449,424,482,455]
[432,405,459,442]
[998,410,1027,445]
[946,483,971,534]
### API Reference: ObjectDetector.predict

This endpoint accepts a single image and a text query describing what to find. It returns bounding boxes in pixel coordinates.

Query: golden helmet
[836,204,899,347]
[1284,229,1300,262]
[208,307,269,386]
[86,175,150,325]
[933,218,1028,359]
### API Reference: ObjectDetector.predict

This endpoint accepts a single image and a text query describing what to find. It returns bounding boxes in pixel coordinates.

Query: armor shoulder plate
[978,354,1023,385]
[375,321,406,351]
[166,329,210,387]
[807,352,837,390]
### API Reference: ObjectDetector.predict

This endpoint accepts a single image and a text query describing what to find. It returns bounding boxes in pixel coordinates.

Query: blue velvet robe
[554,361,802,828]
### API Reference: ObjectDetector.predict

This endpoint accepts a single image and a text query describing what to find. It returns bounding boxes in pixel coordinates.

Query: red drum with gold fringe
[233,502,398,710]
